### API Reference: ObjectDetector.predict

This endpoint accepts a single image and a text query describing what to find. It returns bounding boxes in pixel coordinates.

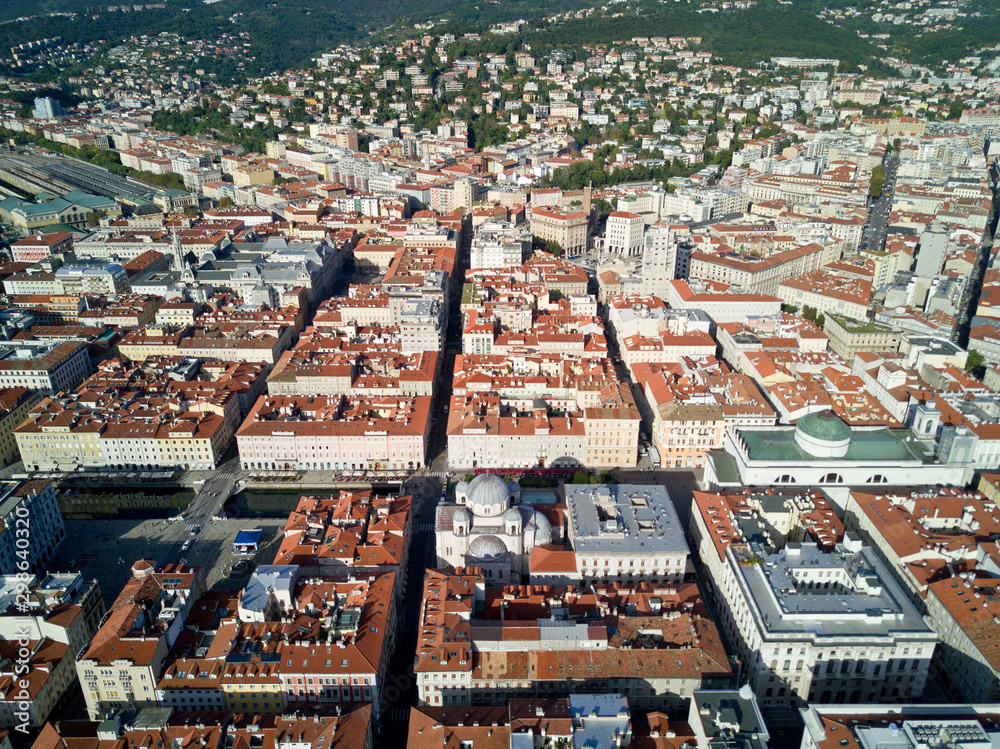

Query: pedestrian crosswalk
[418,523,435,532]
[386,707,410,723]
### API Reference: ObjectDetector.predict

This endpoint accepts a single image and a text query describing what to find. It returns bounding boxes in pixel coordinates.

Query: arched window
[866,474,888,484]
[819,472,844,484]
[775,474,797,484]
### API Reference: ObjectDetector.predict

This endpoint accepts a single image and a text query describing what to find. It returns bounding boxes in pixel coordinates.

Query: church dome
[453,507,471,530]
[469,534,507,560]
[532,511,553,545]
[504,507,523,524]
[794,410,852,458]
[466,474,512,516]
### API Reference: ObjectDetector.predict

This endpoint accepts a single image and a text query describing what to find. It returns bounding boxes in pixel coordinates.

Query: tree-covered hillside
[518,0,888,71]
[0,0,593,78]
[2,0,997,80]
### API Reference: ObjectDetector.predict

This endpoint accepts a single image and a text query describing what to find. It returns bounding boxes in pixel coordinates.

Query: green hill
[2,0,988,81]
[519,0,886,70]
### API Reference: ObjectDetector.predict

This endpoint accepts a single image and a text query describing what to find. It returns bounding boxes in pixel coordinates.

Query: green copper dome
[796,410,852,443]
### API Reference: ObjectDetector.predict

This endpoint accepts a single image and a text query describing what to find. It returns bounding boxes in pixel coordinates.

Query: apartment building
[465,254,590,298]
[716,313,829,378]
[0,572,104,728]
[843,487,1000,702]
[529,208,589,254]
[0,388,43,466]
[824,314,903,364]
[158,571,397,724]
[9,232,74,264]
[925,576,1000,703]
[606,295,710,343]
[0,340,92,393]
[446,382,640,470]
[777,270,872,321]
[267,343,437,398]
[4,265,130,296]
[451,353,617,408]
[119,321,295,365]
[31,705,372,749]
[16,358,239,471]
[688,244,825,295]
[641,223,679,296]
[0,480,64,574]
[407,695,632,749]
[76,561,206,718]
[272,490,412,596]
[634,359,778,468]
[414,569,732,712]
[309,123,361,151]
[619,330,718,372]
[653,401,726,469]
[469,221,530,269]
[0,571,104,654]
[0,637,74,729]
[237,395,431,471]
[664,280,782,324]
[314,291,444,355]
[674,690,769,749]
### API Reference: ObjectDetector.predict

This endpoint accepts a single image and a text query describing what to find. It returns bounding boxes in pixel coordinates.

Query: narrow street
[952,160,999,347]
[373,217,470,745]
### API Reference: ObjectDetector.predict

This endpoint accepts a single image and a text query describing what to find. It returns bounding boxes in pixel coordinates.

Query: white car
[182,540,193,551]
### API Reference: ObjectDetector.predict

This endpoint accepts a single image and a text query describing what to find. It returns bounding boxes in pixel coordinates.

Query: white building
[604,211,644,258]
[694,523,935,725]
[665,279,783,324]
[565,484,689,584]
[398,298,445,353]
[641,224,678,296]
[800,703,1000,749]
[434,473,555,584]
[469,221,531,269]
[703,410,973,489]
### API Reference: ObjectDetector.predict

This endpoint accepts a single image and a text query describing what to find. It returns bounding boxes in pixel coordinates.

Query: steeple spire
[171,226,185,271]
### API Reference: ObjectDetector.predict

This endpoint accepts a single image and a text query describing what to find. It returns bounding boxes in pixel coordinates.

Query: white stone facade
[434,474,554,583]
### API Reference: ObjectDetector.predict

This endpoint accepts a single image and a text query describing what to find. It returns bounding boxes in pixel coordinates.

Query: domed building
[703,409,974,489]
[793,411,852,458]
[435,473,556,583]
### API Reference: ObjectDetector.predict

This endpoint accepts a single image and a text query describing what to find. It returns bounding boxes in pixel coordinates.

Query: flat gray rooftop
[729,542,932,640]
[565,484,689,556]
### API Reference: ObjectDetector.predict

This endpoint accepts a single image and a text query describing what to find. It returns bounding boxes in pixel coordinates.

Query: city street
[862,153,899,252]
